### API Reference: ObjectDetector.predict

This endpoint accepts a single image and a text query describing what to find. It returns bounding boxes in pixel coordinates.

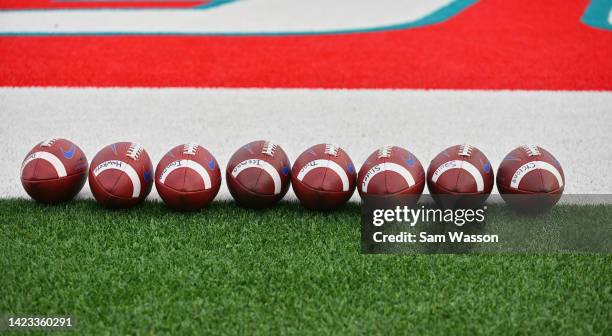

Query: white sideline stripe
[231,159,282,195]
[2,88,611,201]
[0,0,451,34]
[609,8,612,25]
[159,159,212,189]
[361,162,415,193]
[93,160,141,198]
[21,151,67,178]
[297,159,350,192]
[510,161,564,189]
[431,160,484,192]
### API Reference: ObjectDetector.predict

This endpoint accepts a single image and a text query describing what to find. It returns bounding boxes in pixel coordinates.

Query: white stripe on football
[361,162,416,193]
[431,160,485,192]
[21,151,67,178]
[159,159,212,190]
[297,159,350,192]
[93,160,141,198]
[231,159,282,195]
[510,161,564,189]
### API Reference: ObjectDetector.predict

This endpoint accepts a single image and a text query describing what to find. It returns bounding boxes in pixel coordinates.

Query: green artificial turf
[1,199,611,335]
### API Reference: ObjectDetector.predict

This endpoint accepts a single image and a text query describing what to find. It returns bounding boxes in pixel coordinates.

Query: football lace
[324,144,340,157]
[183,142,199,156]
[261,141,277,157]
[126,142,144,160]
[458,144,473,157]
[40,138,58,147]
[522,144,541,156]
[377,146,393,158]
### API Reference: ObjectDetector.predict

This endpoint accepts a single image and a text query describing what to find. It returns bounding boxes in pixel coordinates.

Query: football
[20,138,88,203]
[497,145,565,212]
[89,142,153,208]
[427,144,494,209]
[155,143,221,211]
[292,143,356,210]
[226,140,291,208]
[357,146,425,204]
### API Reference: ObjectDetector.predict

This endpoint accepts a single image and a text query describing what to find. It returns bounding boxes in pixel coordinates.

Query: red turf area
[0,0,610,89]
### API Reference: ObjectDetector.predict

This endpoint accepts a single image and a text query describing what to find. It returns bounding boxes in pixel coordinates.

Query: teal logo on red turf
[582,0,612,30]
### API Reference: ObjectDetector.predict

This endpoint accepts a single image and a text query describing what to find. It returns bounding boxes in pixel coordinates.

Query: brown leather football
[427,144,494,209]
[292,143,356,210]
[21,138,88,203]
[89,142,153,208]
[226,140,291,208]
[155,143,221,211]
[358,146,425,200]
[497,145,564,212]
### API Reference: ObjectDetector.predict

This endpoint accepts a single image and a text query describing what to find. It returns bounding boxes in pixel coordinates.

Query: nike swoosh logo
[206,159,216,170]
[143,170,152,182]
[483,162,491,173]
[61,145,76,159]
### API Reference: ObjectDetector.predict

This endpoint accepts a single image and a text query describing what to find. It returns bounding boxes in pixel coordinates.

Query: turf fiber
[1,199,611,335]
